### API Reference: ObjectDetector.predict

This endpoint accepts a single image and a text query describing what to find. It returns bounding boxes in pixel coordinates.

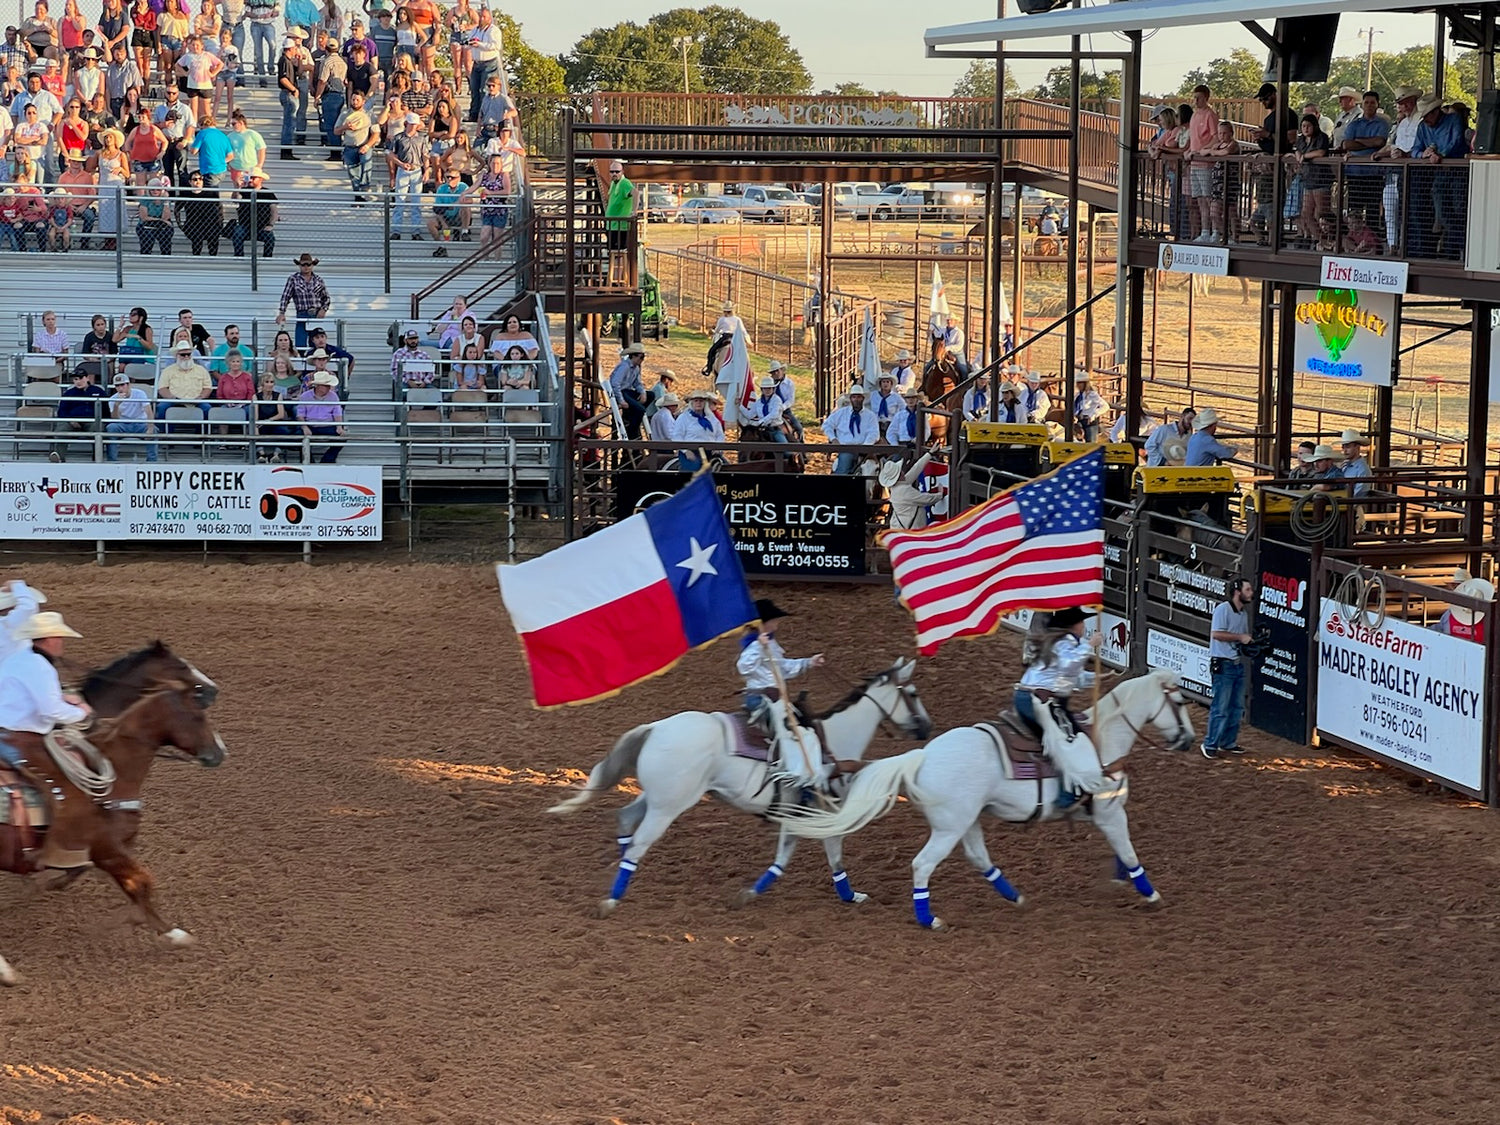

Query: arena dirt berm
[4,561,1499,1125]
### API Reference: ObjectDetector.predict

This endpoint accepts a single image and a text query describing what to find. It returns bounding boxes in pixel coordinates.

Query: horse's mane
[81,640,174,698]
[1094,669,1177,724]
[812,668,895,721]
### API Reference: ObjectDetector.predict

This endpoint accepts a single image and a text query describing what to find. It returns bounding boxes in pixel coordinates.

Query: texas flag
[497,474,758,707]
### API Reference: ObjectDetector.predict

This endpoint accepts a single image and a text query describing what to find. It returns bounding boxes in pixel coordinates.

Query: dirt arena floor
[4,561,1500,1125]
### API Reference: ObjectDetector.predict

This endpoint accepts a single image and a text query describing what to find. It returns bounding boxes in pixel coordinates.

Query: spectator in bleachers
[111,303,152,374]
[187,106,232,185]
[497,344,533,391]
[341,17,377,66]
[488,313,538,360]
[428,292,470,350]
[296,369,344,462]
[465,5,502,124]
[77,313,115,379]
[12,102,49,179]
[105,370,155,461]
[104,41,140,117]
[311,27,346,159]
[226,108,266,185]
[55,148,96,237]
[306,324,354,382]
[174,168,223,253]
[213,349,255,404]
[156,339,213,420]
[135,174,173,253]
[1292,114,1333,250]
[268,352,302,396]
[208,321,253,373]
[445,314,482,364]
[211,29,241,120]
[1412,93,1470,259]
[475,70,514,133]
[252,370,293,462]
[43,185,73,249]
[169,307,214,354]
[426,163,469,253]
[453,341,485,390]
[367,6,397,83]
[388,110,426,239]
[277,252,332,346]
[332,86,375,200]
[176,32,221,123]
[31,308,69,355]
[466,148,510,248]
[230,166,276,253]
[391,325,433,387]
[53,363,107,460]
[302,347,340,391]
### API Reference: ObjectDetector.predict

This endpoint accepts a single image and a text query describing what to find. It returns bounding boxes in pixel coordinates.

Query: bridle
[824,665,928,740]
[1105,682,1192,755]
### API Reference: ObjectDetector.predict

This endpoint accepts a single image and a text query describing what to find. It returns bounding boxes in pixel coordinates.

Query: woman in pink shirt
[213,351,256,403]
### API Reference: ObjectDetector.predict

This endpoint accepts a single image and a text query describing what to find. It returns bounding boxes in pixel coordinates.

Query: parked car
[675,197,742,224]
[644,186,681,222]
[733,185,813,224]
[844,183,930,221]
[799,182,861,218]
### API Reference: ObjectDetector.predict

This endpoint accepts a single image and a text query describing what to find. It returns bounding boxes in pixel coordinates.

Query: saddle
[987,714,1058,780]
[0,748,50,874]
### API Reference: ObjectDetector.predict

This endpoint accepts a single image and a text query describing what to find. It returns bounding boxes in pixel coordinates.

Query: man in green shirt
[604,158,634,286]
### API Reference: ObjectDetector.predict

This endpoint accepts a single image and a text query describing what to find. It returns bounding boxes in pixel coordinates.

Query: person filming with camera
[1203,578,1255,759]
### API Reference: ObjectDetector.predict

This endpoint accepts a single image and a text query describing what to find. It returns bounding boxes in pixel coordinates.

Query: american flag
[882,449,1104,656]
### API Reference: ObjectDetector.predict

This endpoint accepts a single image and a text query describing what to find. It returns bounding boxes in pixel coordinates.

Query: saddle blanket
[0,768,49,827]
[715,712,772,762]
[981,720,1059,782]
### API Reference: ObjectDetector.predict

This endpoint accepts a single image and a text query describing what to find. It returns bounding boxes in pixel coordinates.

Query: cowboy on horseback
[0,612,93,786]
[1015,606,1100,812]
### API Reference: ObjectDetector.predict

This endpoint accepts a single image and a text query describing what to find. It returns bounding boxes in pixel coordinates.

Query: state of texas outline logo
[38,478,60,499]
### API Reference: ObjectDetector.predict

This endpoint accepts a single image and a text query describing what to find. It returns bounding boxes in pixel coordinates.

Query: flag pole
[760,635,816,780]
[1091,606,1103,716]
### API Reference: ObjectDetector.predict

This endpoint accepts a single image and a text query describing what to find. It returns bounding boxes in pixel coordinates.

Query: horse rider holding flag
[736,599,827,788]
[1015,606,1105,812]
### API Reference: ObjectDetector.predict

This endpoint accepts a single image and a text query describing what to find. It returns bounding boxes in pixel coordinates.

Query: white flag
[859,305,881,390]
[998,280,1012,327]
[928,263,949,339]
[714,322,755,427]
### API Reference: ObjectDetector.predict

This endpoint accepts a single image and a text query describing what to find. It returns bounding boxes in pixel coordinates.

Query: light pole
[672,35,695,95]
[1358,27,1382,90]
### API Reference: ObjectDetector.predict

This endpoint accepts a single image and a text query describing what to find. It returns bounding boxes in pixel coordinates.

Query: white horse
[548,659,932,916]
[772,670,1195,929]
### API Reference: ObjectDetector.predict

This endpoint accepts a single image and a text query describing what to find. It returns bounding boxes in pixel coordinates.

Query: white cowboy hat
[1298,448,1319,464]
[1310,443,1339,460]
[894,349,913,363]
[307,349,330,360]
[17,611,81,640]
[1192,407,1220,430]
[721,301,734,313]
[1161,435,1188,464]
[758,375,776,390]
[768,359,785,373]
[1339,429,1367,445]
[658,392,680,407]
[0,585,43,612]
[877,372,895,383]
[685,388,714,401]
[622,342,646,356]
[877,461,903,489]
[1393,86,1422,103]
[1337,86,1359,99]
[1000,381,1020,395]
[847,383,867,396]
[1416,93,1443,116]
[901,387,924,400]
[1023,370,1041,384]
[1452,578,1496,626]
[311,371,339,387]
[172,341,195,353]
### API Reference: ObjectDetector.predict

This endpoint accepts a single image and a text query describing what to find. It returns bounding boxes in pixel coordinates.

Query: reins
[1102,685,1190,756]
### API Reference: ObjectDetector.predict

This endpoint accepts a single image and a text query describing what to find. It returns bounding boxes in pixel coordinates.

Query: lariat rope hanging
[43,725,117,801]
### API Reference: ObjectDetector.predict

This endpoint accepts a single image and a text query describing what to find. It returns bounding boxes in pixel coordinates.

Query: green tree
[492,9,567,96]
[1178,49,1265,98]
[1029,65,1121,102]
[1292,45,1476,113]
[951,60,1022,100]
[822,81,875,97]
[563,7,811,95]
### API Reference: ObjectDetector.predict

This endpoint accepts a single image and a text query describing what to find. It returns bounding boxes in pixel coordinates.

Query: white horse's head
[1099,669,1195,754]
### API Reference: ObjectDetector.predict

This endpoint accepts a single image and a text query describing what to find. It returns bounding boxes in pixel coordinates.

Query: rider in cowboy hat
[0,581,46,663]
[704,299,749,378]
[1338,428,1373,496]
[736,599,825,717]
[0,611,92,778]
[1016,606,1102,811]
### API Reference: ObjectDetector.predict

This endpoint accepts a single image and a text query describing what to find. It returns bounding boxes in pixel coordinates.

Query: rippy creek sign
[0,465,382,541]
[615,472,867,577]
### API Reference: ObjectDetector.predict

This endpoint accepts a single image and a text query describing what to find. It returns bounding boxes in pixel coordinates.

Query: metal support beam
[1274,282,1297,473]
[1125,266,1145,438]
[1257,281,1276,468]
[1467,302,1493,548]
[1116,30,1141,371]
[927,48,1133,61]
[1064,34,1080,432]
[562,106,577,544]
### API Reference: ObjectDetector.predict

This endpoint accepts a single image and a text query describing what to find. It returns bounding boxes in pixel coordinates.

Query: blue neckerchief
[694,411,713,431]
[850,410,860,434]
[878,396,889,418]
[905,413,916,438]
[973,391,986,412]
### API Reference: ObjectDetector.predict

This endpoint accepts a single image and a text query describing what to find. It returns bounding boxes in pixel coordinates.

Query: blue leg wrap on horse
[610,859,638,901]
[752,863,784,895]
[1127,865,1155,898]
[616,835,633,858]
[1115,856,1132,882]
[913,887,935,927]
[831,869,856,902]
[983,866,1021,902]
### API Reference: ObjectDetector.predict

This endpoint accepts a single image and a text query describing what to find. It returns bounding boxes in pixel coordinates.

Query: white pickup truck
[732,185,814,224]
[846,184,930,221]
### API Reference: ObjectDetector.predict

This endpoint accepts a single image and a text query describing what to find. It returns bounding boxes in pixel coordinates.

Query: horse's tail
[772,750,927,839]
[547,725,652,816]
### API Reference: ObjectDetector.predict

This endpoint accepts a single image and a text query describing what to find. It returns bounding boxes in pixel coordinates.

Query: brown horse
[921,349,961,445]
[78,641,220,718]
[1,684,225,980]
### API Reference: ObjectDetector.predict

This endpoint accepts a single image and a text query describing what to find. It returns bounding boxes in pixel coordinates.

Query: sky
[516,2,1444,98]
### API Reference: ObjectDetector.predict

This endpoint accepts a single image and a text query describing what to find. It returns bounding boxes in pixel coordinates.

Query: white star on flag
[676,537,719,586]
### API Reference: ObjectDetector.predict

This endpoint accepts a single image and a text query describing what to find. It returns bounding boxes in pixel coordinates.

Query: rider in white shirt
[704,300,750,377]
[743,375,786,439]
[885,388,928,448]
[889,348,917,391]
[869,372,902,438]
[1014,606,1103,811]
[821,384,878,474]
[0,612,91,775]
[647,390,680,443]
[768,359,803,439]
[736,598,827,787]
[670,389,724,470]
[962,372,992,420]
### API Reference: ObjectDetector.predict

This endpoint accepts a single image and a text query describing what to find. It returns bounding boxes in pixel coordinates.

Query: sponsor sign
[0,465,382,541]
[1249,540,1312,743]
[1489,308,1500,403]
[1147,627,1213,699]
[1319,254,1409,294]
[1293,287,1397,385]
[615,471,866,577]
[1157,242,1229,276]
[725,102,923,128]
[1315,598,1485,793]
[1003,607,1130,672]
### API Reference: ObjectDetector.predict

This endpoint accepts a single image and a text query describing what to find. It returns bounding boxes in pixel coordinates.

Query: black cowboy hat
[755,599,791,622]
[1048,606,1087,630]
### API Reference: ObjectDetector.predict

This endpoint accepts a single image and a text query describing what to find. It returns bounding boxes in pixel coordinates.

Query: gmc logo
[56,503,121,516]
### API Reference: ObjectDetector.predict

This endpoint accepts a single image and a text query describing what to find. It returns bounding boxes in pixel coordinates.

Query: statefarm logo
[1260,570,1306,612]
[1324,609,1424,660]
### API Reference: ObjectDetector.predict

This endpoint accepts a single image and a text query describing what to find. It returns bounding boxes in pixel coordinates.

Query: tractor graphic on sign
[259,466,321,524]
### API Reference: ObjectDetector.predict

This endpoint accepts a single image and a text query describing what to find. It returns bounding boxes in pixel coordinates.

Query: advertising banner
[1293,287,1397,385]
[1157,242,1229,276]
[1249,540,1312,743]
[1002,607,1131,672]
[1315,598,1485,793]
[1318,255,1410,294]
[615,472,866,577]
[0,464,382,542]
[1146,627,1213,700]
